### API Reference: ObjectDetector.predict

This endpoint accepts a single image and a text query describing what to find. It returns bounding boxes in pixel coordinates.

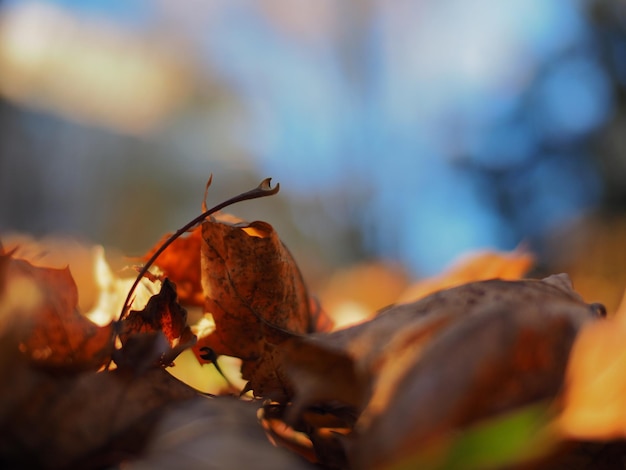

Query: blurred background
[2,0,626,314]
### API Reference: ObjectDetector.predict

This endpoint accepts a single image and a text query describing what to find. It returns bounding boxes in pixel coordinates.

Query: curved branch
[119,177,280,321]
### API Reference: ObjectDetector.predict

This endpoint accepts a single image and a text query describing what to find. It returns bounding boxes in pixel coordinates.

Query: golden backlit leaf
[0,233,99,311]
[3,253,115,371]
[85,246,158,326]
[558,317,626,440]
[396,248,534,304]
[318,262,409,328]
[613,286,626,321]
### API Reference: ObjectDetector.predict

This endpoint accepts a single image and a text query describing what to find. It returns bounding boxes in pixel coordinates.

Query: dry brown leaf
[0,253,199,469]
[2,252,115,371]
[396,248,534,304]
[287,275,585,415]
[283,275,599,468]
[352,295,594,469]
[142,226,204,306]
[0,250,203,469]
[193,214,321,401]
[120,278,196,360]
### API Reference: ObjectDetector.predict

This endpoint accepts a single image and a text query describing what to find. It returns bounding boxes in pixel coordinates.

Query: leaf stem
[119,177,280,321]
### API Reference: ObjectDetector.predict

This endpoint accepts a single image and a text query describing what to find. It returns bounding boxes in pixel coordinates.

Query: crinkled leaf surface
[194,215,319,401]
[120,278,196,355]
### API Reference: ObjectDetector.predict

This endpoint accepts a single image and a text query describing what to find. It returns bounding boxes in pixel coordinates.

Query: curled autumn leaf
[193,214,323,401]
[120,279,193,347]
[119,279,196,366]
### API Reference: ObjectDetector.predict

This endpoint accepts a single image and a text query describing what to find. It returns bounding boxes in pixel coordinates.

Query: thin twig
[118,176,280,322]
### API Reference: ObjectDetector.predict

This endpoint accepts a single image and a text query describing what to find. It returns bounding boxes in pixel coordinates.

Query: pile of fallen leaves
[1,178,625,469]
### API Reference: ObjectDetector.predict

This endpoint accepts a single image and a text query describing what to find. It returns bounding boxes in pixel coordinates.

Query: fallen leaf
[558,317,626,441]
[613,284,626,320]
[283,275,598,468]
[3,252,115,371]
[0,348,198,469]
[0,259,199,469]
[352,293,593,469]
[193,214,317,401]
[287,275,587,414]
[142,226,204,306]
[558,283,626,439]
[120,278,196,357]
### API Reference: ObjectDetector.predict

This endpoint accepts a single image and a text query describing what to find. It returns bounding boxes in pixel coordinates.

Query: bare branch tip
[258,177,280,195]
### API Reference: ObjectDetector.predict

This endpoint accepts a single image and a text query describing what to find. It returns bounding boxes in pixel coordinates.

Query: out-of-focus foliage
[1,0,625,284]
